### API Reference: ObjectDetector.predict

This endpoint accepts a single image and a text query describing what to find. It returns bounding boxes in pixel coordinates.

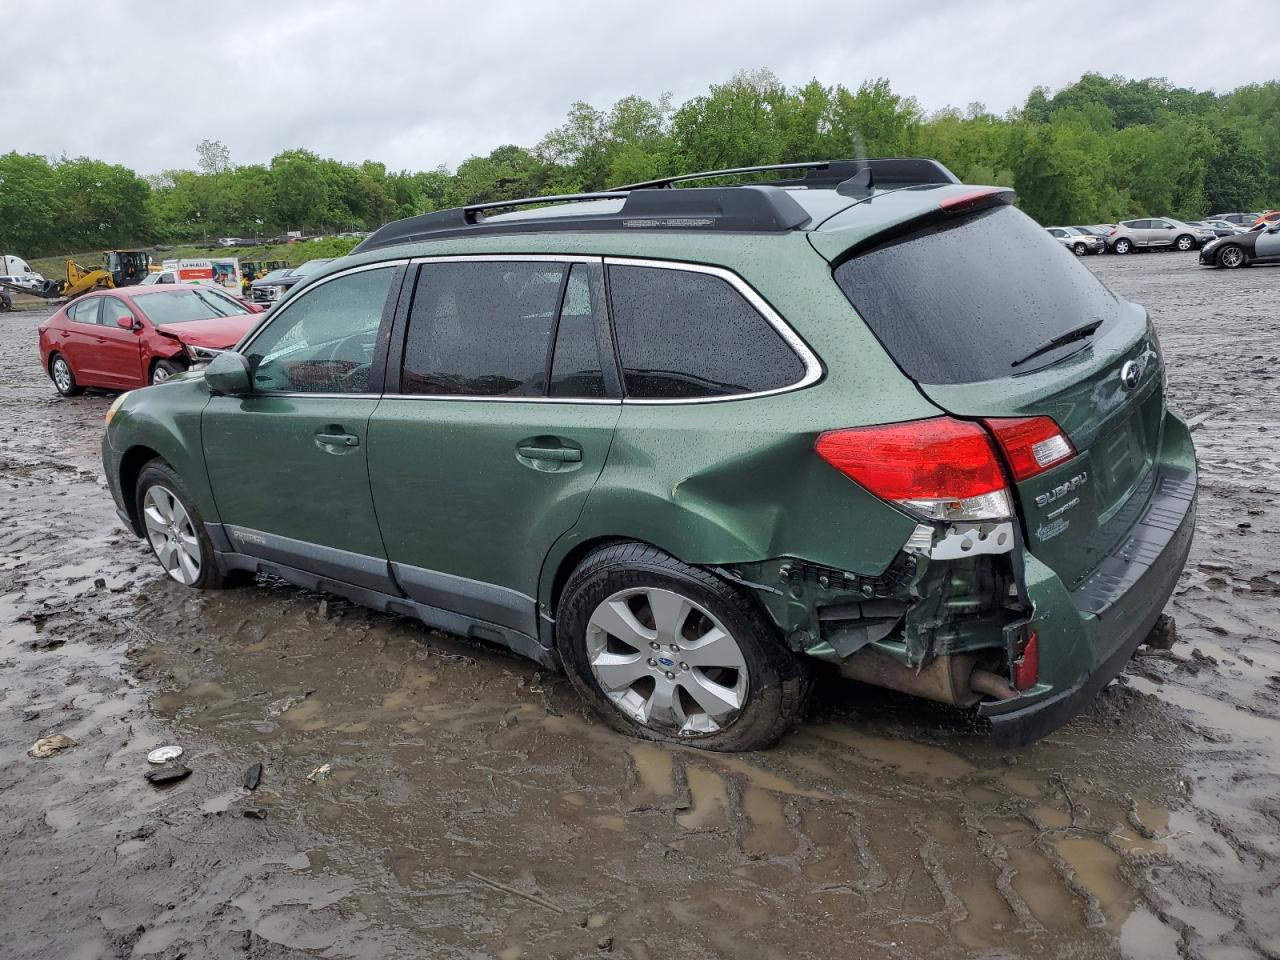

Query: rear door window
[548,264,609,399]
[401,261,566,397]
[832,205,1122,385]
[607,264,806,399]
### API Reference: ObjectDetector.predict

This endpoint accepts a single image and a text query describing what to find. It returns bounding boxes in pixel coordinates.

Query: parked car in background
[1209,212,1262,228]
[1187,221,1235,238]
[1108,218,1211,253]
[99,158,1197,752]
[38,285,265,394]
[249,258,333,304]
[1046,227,1102,255]
[0,254,45,289]
[1072,225,1112,242]
[1252,211,1280,229]
[1200,221,1280,268]
[1199,219,1249,235]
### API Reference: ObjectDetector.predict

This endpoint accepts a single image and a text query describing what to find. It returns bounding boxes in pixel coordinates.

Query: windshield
[133,288,249,324]
[833,205,1122,384]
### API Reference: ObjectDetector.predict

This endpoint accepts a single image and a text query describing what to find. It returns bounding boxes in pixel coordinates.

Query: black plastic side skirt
[213,549,559,671]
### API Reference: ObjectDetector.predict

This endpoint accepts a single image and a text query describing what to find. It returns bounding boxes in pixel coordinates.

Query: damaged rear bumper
[980,464,1197,746]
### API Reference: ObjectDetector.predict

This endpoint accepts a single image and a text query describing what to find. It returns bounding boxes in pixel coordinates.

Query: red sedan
[38,286,265,395]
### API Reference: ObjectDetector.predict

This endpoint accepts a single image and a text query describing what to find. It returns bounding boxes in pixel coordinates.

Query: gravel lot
[1,252,1278,960]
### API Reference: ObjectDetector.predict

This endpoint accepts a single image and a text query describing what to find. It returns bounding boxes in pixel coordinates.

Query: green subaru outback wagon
[101,159,1196,751]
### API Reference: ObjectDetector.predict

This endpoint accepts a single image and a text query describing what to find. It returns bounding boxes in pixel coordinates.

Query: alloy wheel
[585,587,748,736]
[151,366,171,384]
[1177,235,1194,251]
[52,358,72,393]
[142,485,201,584]
[1220,246,1244,268]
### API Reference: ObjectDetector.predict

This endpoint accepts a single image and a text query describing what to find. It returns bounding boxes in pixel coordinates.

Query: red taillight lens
[1013,631,1039,690]
[984,416,1076,482]
[938,187,1015,215]
[815,417,1012,520]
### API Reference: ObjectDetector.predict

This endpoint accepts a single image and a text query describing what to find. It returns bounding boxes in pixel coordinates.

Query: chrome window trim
[408,254,600,266]
[238,259,409,356]
[603,256,824,405]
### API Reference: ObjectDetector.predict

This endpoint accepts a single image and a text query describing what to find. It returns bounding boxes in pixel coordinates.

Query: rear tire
[556,542,810,752]
[50,353,83,396]
[135,460,237,589]
[1113,238,1132,254]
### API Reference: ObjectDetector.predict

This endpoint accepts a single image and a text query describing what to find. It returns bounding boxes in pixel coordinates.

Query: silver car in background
[1107,218,1214,254]
[1045,226,1103,256]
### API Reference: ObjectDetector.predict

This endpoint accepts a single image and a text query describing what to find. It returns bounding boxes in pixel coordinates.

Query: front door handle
[517,444,581,462]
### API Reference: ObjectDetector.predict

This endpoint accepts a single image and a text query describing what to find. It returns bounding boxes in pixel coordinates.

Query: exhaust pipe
[839,648,1019,706]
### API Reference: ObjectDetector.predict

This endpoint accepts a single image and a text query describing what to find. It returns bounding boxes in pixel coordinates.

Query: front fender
[103,377,216,530]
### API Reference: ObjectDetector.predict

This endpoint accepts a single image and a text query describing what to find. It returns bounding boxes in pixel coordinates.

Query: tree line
[2,70,1277,257]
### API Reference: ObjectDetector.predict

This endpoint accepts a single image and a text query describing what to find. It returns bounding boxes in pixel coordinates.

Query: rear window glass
[608,265,805,399]
[134,289,249,324]
[833,206,1121,384]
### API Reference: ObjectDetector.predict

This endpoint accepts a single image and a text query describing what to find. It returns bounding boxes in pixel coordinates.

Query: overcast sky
[8,1,1277,176]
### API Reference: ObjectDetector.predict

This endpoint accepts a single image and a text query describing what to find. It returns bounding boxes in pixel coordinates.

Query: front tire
[135,460,231,589]
[150,358,186,385]
[556,542,810,752]
[50,353,83,396]
[1175,234,1195,252]
[1113,238,1132,254]
[1072,242,1086,256]
[1217,245,1246,269]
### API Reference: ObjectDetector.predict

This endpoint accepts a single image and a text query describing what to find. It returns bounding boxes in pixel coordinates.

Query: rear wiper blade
[1010,319,1102,369]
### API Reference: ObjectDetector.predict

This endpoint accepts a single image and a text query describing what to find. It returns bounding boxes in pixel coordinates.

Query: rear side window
[832,206,1122,385]
[69,299,100,325]
[402,261,566,397]
[607,265,805,399]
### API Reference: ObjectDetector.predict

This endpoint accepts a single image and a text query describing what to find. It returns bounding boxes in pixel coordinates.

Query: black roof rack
[353,185,812,252]
[351,158,959,253]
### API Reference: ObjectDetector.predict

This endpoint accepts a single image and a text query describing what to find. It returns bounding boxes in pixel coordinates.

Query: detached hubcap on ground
[143,485,201,584]
[586,587,748,736]
[53,359,71,392]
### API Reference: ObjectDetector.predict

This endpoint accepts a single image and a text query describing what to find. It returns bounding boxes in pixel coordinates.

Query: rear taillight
[984,416,1076,482]
[1013,631,1039,690]
[815,417,1012,522]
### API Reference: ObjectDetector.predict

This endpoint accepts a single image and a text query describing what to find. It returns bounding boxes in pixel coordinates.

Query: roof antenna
[836,166,874,197]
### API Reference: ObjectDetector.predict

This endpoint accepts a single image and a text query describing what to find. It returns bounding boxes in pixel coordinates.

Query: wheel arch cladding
[118,444,164,534]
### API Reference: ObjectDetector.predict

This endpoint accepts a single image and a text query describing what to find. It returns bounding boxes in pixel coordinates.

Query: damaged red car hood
[156,315,257,349]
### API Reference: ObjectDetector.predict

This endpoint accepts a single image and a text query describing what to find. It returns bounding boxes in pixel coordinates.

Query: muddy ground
[1,252,1278,960]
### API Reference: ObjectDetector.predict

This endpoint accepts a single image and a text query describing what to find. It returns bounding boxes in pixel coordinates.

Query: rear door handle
[315,431,360,447]
[517,444,581,462]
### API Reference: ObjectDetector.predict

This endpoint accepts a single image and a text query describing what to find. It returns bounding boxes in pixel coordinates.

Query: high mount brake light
[984,417,1077,482]
[814,417,1013,522]
[938,188,1015,215]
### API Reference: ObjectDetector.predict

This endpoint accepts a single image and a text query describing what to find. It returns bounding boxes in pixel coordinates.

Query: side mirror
[116,315,138,330]
[204,351,252,396]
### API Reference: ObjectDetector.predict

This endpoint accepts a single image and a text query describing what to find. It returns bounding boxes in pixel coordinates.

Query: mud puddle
[2,253,1279,959]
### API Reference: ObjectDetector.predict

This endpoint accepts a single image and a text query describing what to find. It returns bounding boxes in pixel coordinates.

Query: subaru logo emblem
[1120,360,1142,390]
[658,656,675,668]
